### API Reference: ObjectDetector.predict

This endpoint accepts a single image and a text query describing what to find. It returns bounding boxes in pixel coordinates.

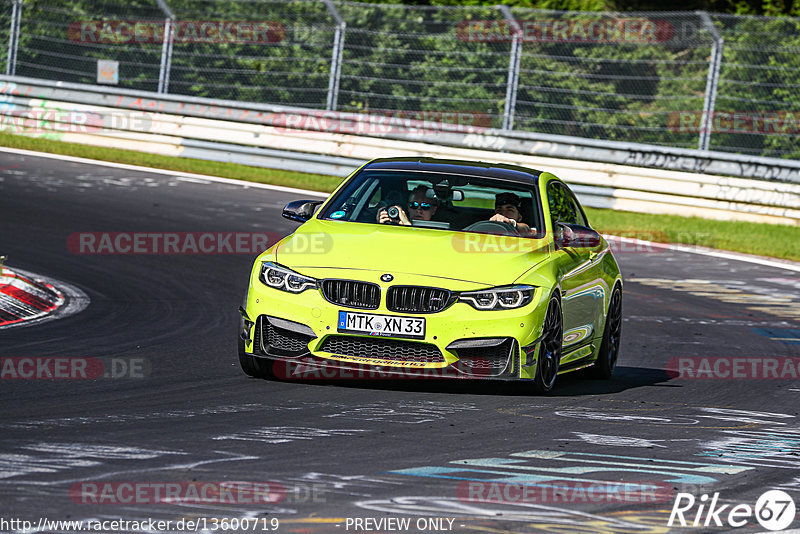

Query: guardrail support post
[498,5,521,131]
[156,0,175,93]
[323,0,345,111]
[6,0,22,76]
[698,11,723,152]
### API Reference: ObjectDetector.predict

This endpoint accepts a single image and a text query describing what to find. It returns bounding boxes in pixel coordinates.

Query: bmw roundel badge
[380,273,393,282]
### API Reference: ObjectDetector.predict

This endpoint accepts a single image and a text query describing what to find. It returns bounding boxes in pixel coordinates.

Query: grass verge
[585,208,800,262]
[2,132,799,262]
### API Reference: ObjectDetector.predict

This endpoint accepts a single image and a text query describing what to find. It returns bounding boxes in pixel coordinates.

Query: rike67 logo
[669,490,796,531]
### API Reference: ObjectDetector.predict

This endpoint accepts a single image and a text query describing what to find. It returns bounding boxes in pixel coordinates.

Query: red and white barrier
[0,266,65,327]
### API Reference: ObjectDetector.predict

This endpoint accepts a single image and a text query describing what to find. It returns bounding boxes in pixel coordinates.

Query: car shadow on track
[547,366,679,397]
[258,366,675,397]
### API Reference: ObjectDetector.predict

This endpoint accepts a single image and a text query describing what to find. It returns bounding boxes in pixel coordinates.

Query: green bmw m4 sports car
[238,157,622,393]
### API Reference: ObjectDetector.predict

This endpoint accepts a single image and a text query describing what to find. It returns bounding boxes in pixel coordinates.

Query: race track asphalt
[1,150,799,534]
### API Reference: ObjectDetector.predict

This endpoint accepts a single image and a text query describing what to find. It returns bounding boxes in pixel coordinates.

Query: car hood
[275,219,550,286]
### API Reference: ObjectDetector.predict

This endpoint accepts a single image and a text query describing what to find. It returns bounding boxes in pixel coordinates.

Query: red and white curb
[0,265,88,329]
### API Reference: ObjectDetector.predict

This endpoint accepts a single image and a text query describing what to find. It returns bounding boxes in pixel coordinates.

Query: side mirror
[555,223,602,249]
[282,200,323,223]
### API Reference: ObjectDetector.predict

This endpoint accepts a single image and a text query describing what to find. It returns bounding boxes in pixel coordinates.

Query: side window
[564,186,588,227]
[548,182,573,226]
[547,182,585,227]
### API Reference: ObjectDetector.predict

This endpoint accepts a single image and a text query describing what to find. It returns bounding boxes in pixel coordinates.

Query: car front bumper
[240,274,551,381]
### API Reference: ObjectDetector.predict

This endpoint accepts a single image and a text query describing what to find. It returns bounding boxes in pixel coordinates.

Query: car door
[546,180,605,360]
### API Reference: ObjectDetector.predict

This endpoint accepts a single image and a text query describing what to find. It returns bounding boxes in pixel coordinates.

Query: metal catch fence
[1,0,799,159]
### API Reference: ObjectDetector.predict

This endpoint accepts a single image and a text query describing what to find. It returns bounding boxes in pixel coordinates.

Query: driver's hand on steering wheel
[489,213,532,235]
[490,213,517,226]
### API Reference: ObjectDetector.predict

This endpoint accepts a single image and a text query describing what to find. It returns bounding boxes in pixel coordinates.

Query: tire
[532,296,563,394]
[238,318,275,379]
[238,331,261,377]
[238,347,276,379]
[591,285,622,380]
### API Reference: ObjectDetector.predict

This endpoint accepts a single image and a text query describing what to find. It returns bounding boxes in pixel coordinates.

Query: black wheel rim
[606,289,622,370]
[540,298,562,388]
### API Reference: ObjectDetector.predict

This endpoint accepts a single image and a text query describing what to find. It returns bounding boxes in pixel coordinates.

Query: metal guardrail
[2,76,799,185]
[1,76,799,226]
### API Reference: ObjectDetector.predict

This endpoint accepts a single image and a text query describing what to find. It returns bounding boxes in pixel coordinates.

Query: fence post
[698,11,723,151]
[6,0,22,76]
[323,0,345,111]
[498,5,521,131]
[156,0,175,93]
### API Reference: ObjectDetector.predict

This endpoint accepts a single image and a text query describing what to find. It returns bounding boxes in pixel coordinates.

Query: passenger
[490,192,533,235]
[378,185,439,225]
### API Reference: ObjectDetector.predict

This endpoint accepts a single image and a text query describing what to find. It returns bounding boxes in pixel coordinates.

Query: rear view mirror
[555,223,601,248]
[282,200,323,223]
[426,186,464,202]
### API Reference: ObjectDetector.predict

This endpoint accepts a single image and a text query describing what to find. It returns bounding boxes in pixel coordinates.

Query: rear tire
[532,296,562,394]
[591,285,622,379]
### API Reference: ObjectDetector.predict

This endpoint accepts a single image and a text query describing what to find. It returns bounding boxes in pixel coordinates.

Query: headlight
[259,262,317,293]
[459,285,535,310]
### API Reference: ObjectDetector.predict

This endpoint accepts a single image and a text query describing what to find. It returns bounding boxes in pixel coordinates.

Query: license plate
[337,311,425,339]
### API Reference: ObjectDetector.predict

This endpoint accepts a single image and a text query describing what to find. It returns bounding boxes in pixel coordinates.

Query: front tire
[532,296,562,394]
[239,348,276,379]
[238,334,262,377]
[591,285,622,379]
[238,320,275,379]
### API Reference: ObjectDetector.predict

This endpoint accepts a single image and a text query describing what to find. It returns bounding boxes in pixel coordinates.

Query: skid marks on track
[0,443,184,480]
[627,277,800,321]
[322,400,480,425]
[356,496,674,533]
[213,427,367,444]
[2,400,480,431]
[697,427,800,469]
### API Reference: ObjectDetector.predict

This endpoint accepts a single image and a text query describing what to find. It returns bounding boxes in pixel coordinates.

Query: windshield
[318,170,544,238]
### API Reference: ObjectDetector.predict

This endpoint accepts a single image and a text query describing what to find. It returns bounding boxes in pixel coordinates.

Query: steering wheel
[462,220,520,237]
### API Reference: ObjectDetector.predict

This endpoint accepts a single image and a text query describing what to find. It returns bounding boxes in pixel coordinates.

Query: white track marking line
[0,146,330,198]
[607,236,800,273]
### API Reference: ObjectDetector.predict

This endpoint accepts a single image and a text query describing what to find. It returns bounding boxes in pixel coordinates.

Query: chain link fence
[2,0,799,159]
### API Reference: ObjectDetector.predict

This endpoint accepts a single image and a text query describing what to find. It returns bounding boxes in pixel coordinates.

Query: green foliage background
[2,0,798,158]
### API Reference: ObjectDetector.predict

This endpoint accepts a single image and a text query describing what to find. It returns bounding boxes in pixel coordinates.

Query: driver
[490,192,533,236]
[378,185,439,226]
